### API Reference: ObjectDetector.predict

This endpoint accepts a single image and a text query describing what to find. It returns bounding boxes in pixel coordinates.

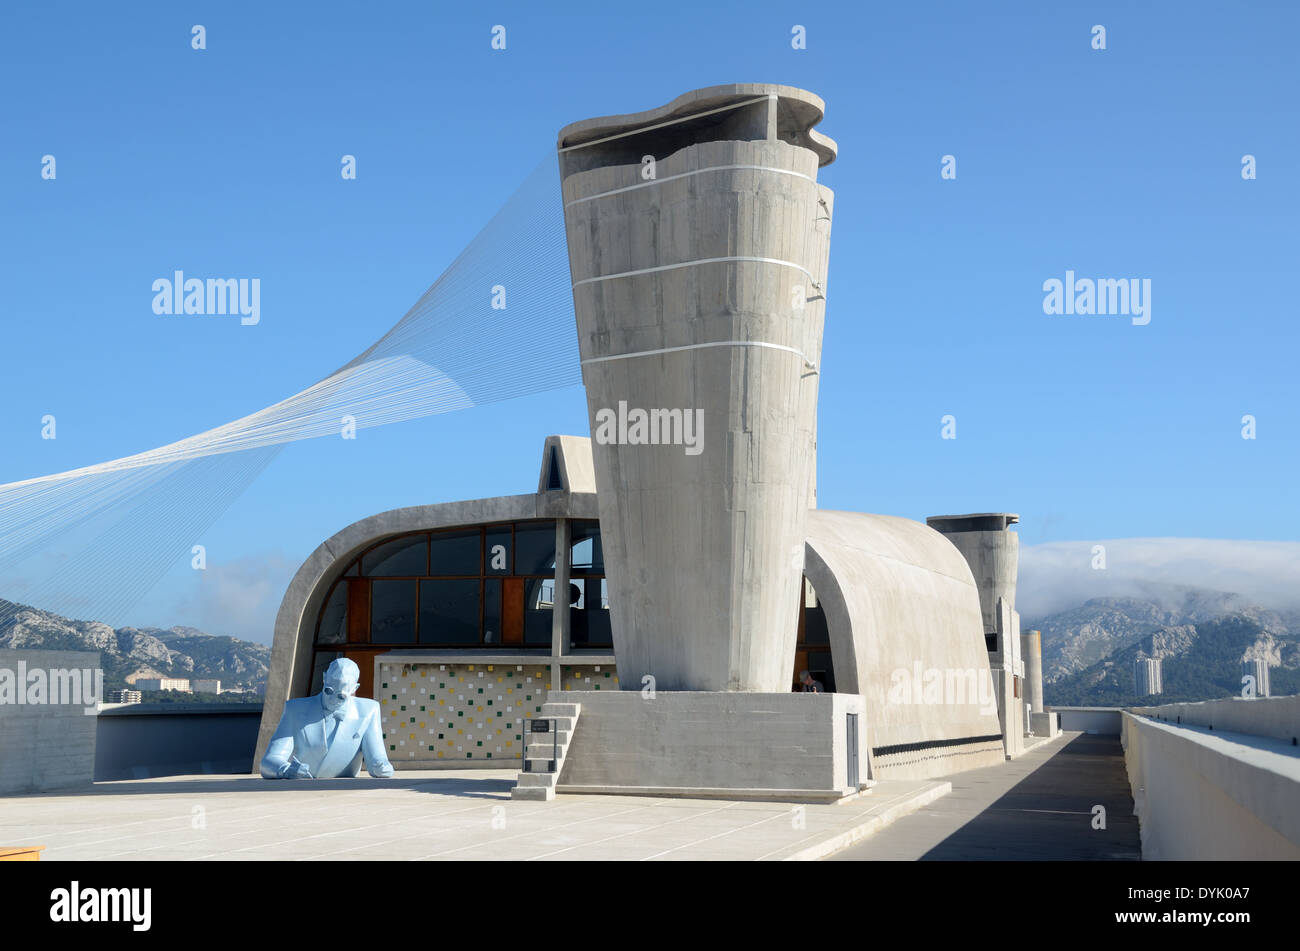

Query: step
[540,702,581,718]
[515,771,558,788]
[527,717,575,733]
[523,731,570,749]
[523,754,562,771]
[511,784,554,801]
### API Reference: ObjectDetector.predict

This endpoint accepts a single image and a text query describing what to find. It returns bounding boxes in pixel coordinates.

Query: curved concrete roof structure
[253,437,600,768]
[557,83,838,167]
[804,510,1006,779]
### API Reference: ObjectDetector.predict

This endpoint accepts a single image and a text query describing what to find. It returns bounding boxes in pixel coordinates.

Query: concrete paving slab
[0,769,946,861]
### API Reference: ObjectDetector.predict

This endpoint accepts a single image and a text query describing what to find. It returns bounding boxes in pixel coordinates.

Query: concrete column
[551,518,571,692]
[558,85,837,692]
[1021,629,1044,713]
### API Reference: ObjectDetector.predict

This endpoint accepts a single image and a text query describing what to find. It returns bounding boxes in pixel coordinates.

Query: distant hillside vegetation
[0,598,270,693]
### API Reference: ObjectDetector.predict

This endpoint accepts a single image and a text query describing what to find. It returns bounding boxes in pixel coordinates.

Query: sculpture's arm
[360,708,394,778]
[260,713,314,779]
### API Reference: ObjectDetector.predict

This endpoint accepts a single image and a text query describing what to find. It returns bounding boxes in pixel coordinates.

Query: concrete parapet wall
[0,650,100,794]
[1130,694,1300,745]
[1121,712,1300,860]
[552,689,865,798]
[1051,707,1123,735]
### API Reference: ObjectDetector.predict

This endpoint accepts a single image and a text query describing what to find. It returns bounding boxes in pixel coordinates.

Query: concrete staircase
[510,701,581,801]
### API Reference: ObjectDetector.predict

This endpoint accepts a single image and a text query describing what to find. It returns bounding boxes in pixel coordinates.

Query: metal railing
[522,717,558,773]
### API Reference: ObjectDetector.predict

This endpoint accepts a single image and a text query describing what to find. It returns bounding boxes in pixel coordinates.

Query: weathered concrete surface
[1029,711,1061,738]
[551,689,864,799]
[829,732,1141,860]
[559,85,834,693]
[1131,694,1299,745]
[1122,712,1300,860]
[0,650,100,794]
[803,511,1005,781]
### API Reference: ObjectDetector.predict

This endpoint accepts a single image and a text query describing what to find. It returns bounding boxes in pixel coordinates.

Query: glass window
[317,581,347,644]
[362,535,427,577]
[370,580,417,644]
[418,579,480,645]
[523,577,553,645]
[485,527,512,574]
[515,521,556,575]
[570,521,604,575]
[482,579,502,645]
[309,651,343,694]
[569,578,612,649]
[429,528,480,576]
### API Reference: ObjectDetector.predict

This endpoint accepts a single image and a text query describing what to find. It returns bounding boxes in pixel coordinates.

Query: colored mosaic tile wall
[560,664,618,691]
[379,662,551,766]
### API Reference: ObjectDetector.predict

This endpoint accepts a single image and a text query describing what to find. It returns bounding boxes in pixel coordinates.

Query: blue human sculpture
[261,657,394,779]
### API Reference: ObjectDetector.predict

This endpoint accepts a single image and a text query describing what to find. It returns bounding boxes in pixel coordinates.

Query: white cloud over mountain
[1018,538,1300,620]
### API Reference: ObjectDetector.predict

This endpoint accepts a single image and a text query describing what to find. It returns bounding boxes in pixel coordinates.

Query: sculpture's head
[321,657,360,713]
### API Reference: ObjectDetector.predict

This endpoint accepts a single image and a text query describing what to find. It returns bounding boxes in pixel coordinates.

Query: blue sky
[1,2,1297,640]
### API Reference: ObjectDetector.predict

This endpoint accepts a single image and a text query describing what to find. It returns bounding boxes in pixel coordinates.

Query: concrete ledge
[1122,712,1300,860]
[1131,695,1300,745]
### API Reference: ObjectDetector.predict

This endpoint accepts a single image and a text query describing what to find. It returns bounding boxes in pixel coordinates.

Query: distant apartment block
[193,679,222,694]
[135,678,192,692]
[1135,657,1163,697]
[106,689,142,704]
[1242,659,1271,698]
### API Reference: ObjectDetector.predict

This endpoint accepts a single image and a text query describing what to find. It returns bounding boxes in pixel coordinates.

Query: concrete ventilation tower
[927,513,1024,757]
[558,85,836,692]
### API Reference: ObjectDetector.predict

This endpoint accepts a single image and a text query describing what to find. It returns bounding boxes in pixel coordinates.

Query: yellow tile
[457,729,462,735]
[487,665,494,671]
[468,665,475,671]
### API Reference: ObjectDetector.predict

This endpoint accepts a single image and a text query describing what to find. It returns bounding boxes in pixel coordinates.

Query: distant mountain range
[0,598,270,693]
[1028,588,1300,706]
